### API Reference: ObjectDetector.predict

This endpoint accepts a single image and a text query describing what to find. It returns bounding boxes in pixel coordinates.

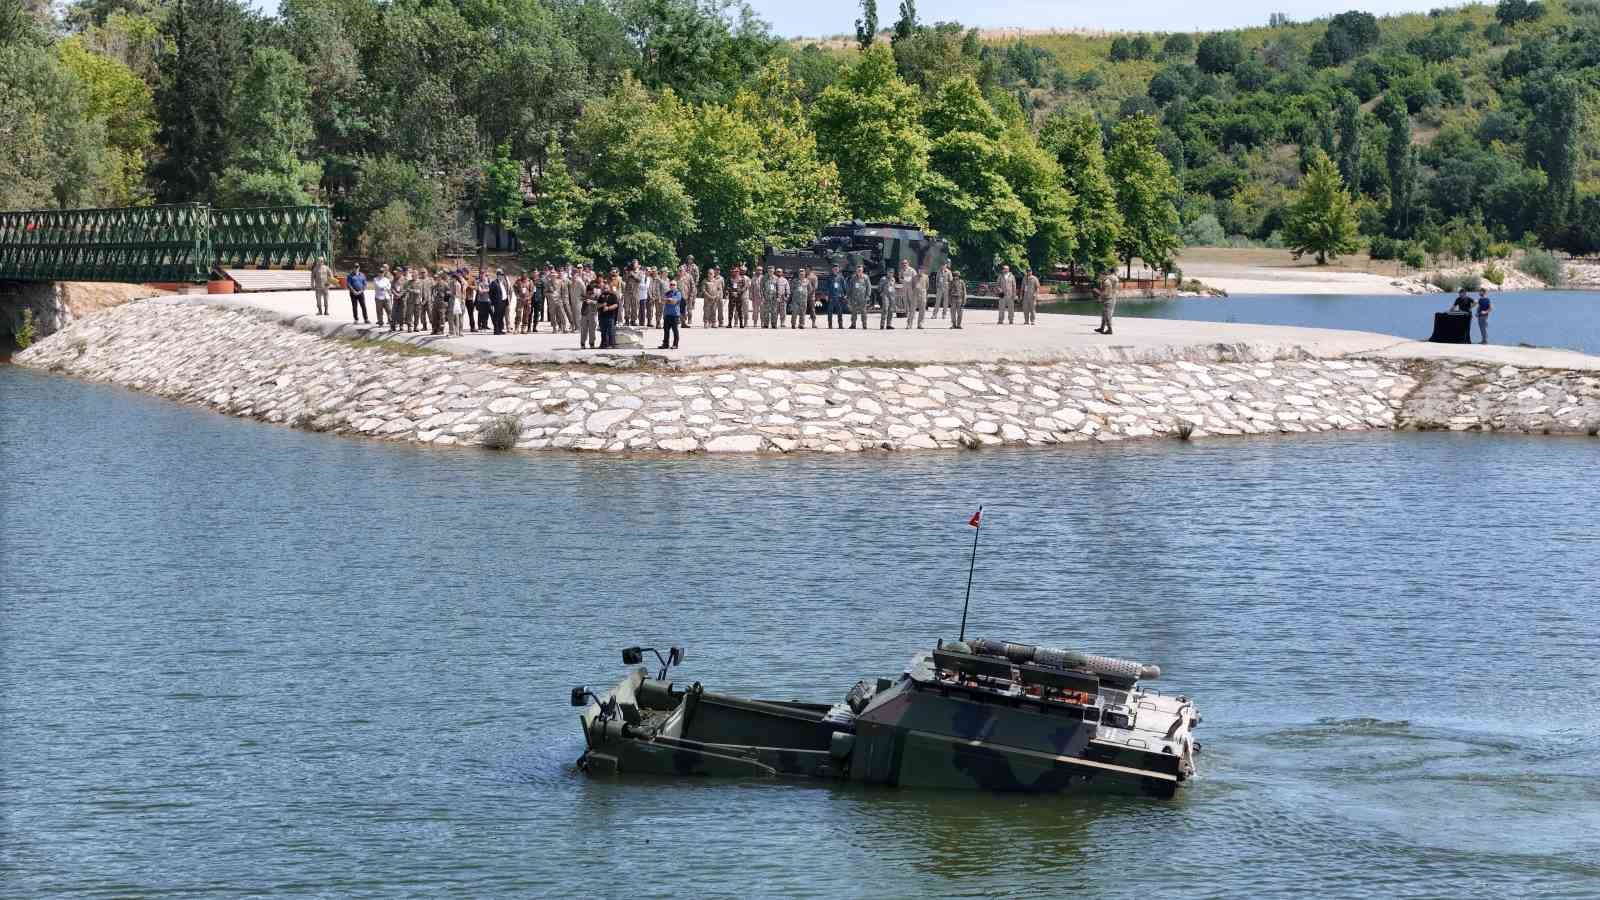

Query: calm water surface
[3,367,1599,898]
[1047,289,1600,355]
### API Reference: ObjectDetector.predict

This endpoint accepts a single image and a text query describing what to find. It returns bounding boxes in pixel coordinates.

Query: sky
[753,0,1453,38]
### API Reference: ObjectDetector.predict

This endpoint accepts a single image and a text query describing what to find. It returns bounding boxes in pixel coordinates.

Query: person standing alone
[311,257,331,316]
[659,280,682,349]
[1095,268,1119,335]
[1476,288,1492,344]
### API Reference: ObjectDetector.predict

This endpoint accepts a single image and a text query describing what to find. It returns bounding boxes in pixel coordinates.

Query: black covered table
[1428,312,1473,343]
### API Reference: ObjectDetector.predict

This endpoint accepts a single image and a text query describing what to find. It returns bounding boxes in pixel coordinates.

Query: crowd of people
[308,256,1126,348]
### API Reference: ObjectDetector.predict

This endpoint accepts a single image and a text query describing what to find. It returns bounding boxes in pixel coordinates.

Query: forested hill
[3,0,1595,278]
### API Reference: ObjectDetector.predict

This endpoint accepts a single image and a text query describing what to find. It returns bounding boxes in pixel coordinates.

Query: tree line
[13,0,1591,278]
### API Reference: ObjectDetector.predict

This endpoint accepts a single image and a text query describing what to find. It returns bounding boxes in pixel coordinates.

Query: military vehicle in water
[571,638,1200,797]
[763,221,948,297]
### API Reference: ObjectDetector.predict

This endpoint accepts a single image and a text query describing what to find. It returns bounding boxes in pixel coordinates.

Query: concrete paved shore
[189,289,1600,372]
[18,292,1600,455]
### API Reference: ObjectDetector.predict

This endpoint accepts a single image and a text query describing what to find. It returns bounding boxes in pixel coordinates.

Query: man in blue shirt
[346,265,369,324]
[1476,288,1492,344]
[824,264,847,329]
[658,281,682,349]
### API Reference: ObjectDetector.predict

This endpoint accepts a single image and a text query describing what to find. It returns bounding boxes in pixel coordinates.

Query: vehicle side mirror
[622,647,643,666]
[669,647,684,666]
[570,686,589,707]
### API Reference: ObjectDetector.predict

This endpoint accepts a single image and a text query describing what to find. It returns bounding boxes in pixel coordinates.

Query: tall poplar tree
[811,43,929,222]
[1040,108,1120,275]
[1107,114,1181,275]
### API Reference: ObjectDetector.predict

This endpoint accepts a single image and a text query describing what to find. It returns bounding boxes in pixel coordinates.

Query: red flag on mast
[968,509,982,528]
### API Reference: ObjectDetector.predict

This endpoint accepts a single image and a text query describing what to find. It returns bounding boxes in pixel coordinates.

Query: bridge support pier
[2,281,70,346]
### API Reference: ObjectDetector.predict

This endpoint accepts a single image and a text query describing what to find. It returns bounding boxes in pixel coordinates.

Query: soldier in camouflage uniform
[949,270,966,329]
[1021,267,1040,325]
[430,269,451,335]
[847,264,870,329]
[934,261,952,319]
[728,266,748,328]
[702,266,725,328]
[1095,268,1119,335]
[908,265,929,329]
[788,267,811,328]
[878,272,897,330]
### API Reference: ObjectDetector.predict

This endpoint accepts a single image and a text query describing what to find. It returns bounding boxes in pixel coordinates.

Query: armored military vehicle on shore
[763,221,948,291]
[571,638,1200,797]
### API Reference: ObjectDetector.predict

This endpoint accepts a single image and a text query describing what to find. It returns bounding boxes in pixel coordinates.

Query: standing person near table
[659,280,682,349]
[1021,267,1040,325]
[996,264,1016,324]
[1476,288,1492,344]
[1095,267,1119,335]
[598,280,620,348]
[311,257,332,316]
[949,269,966,329]
[347,265,369,323]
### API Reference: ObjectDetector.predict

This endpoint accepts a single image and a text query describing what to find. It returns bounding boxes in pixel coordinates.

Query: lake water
[3,366,1599,898]
[1044,290,1600,355]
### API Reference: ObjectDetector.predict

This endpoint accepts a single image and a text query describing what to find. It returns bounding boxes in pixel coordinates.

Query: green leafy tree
[0,44,108,209]
[152,0,258,202]
[1162,32,1194,60]
[56,37,153,205]
[346,156,441,252]
[811,43,929,222]
[890,21,979,89]
[1334,90,1361,189]
[570,75,693,267]
[361,200,438,265]
[516,138,588,265]
[917,77,1031,275]
[466,142,522,267]
[1379,93,1415,236]
[855,0,877,49]
[998,121,1077,272]
[681,103,769,266]
[1284,149,1359,263]
[1529,75,1581,243]
[1040,107,1121,275]
[730,58,845,252]
[1195,33,1243,74]
[1107,113,1181,274]
[892,0,916,43]
[214,47,321,207]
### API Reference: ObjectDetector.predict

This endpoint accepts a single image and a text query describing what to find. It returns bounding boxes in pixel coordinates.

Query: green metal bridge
[0,204,333,283]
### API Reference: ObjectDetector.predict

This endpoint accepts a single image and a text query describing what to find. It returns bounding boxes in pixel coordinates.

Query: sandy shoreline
[1176,254,1413,296]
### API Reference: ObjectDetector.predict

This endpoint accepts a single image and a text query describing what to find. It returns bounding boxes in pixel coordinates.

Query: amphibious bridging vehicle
[571,639,1200,797]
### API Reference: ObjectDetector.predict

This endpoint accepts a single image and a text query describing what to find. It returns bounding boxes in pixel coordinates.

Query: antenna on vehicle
[958,507,983,642]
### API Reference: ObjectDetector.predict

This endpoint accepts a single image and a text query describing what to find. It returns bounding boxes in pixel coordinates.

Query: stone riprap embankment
[18,299,1600,450]
[1399,362,1600,434]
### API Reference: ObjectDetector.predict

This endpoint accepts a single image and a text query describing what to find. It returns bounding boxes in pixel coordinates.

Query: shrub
[14,309,36,349]
[1429,273,1461,292]
[1460,273,1483,291]
[1402,244,1427,269]
[478,414,524,450]
[1483,262,1506,285]
[1369,234,1398,259]
[1517,249,1563,285]
[1182,213,1226,246]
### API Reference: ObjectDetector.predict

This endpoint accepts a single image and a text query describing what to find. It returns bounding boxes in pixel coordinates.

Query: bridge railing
[212,206,332,270]
[0,203,332,283]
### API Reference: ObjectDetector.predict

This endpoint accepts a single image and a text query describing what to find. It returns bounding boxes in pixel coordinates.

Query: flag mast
[958,506,983,642]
